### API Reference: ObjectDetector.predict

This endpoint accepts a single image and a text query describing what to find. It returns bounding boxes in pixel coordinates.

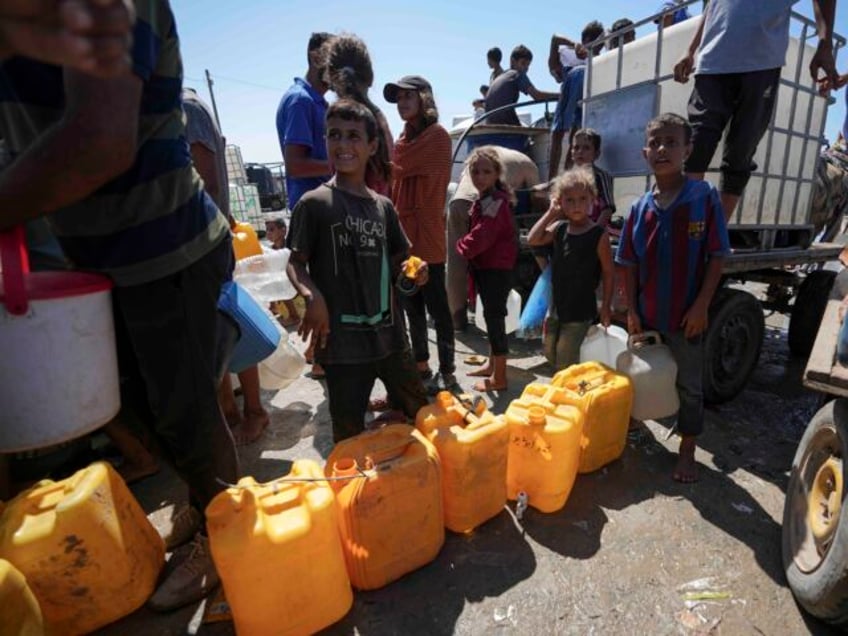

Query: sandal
[368,397,391,412]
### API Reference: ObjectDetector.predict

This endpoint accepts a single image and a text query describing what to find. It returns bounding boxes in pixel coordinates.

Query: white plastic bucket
[615,331,679,421]
[475,289,522,335]
[579,324,629,368]
[0,226,120,452]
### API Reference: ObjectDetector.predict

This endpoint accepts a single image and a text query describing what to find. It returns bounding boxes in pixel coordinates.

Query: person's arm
[615,207,641,334]
[284,144,331,179]
[526,79,560,102]
[681,256,724,338]
[526,201,560,246]
[286,252,330,348]
[597,230,614,327]
[673,13,706,83]
[0,0,134,77]
[622,264,642,335]
[0,68,140,230]
[548,34,576,81]
[189,142,220,204]
[810,0,838,85]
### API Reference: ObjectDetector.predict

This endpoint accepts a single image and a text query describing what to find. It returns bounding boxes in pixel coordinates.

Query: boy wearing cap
[384,75,457,394]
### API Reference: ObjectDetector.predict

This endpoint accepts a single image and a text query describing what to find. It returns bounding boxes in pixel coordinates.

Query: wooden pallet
[804,299,848,397]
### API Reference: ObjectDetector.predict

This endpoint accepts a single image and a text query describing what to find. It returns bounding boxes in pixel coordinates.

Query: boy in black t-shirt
[286,99,428,442]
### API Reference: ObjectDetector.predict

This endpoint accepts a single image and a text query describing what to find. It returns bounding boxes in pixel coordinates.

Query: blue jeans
[662,330,705,437]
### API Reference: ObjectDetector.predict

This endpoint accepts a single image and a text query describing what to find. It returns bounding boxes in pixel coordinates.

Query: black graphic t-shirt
[289,183,411,364]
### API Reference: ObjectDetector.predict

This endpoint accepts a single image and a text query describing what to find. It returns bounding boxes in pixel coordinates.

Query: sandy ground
[97,311,841,636]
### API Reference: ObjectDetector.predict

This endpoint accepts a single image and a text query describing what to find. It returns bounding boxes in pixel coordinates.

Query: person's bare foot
[467,365,493,378]
[673,436,699,483]
[473,377,507,392]
[116,456,160,485]
[223,407,243,430]
[232,408,269,446]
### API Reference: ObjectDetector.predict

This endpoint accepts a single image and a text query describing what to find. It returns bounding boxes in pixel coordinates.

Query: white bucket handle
[0,225,30,316]
[627,330,663,350]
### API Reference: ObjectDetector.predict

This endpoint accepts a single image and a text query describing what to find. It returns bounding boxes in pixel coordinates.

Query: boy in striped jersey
[615,113,729,483]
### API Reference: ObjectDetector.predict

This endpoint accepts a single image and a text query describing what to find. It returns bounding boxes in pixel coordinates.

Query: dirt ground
[97,313,842,636]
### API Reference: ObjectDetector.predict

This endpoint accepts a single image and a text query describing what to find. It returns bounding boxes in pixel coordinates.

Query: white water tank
[585,16,828,231]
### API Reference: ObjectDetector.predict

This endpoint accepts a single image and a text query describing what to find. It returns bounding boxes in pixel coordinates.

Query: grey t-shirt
[289,183,411,365]
[484,69,532,125]
[182,88,229,216]
[697,0,797,75]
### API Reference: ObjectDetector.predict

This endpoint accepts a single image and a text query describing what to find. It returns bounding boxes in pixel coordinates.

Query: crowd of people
[0,0,843,617]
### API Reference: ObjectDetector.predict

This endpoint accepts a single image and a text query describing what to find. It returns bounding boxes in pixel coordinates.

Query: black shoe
[426,372,459,396]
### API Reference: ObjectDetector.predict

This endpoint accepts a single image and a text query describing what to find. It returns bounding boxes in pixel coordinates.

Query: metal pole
[205,69,222,132]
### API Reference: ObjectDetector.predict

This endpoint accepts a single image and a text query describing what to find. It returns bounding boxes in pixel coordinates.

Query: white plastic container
[475,288,521,335]
[258,325,306,390]
[579,324,629,368]
[615,331,679,421]
[233,248,297,303]
[0,227,120,452]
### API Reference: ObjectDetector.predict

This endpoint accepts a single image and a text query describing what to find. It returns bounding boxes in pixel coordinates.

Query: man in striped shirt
[0,0,237,611]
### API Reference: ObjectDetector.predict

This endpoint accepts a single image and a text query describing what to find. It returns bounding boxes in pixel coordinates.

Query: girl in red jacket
[456,146,518,391]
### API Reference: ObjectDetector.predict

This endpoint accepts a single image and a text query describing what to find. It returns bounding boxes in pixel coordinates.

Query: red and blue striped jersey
[615,179,730,332]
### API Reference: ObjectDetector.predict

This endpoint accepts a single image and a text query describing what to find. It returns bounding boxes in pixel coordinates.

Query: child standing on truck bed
[616,113,730,483]
[527,168,614,371]
[456,146,518,392]
[286,99,428,443]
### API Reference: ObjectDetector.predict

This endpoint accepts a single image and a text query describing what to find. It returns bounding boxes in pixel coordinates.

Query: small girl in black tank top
[526,168,615,370]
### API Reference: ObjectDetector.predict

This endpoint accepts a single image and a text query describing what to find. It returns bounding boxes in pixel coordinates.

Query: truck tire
[783,399,848,626]
[789,270,837,358]
[702,288,764,404]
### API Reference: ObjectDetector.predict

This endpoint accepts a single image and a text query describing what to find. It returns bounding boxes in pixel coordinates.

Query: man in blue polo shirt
[276,32,334,208]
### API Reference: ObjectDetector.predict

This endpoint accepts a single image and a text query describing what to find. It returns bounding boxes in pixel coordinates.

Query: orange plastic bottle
[551,361,634,473]
[0,462,164,635]
[326,424,444,590]
[205,460,352,636]
[504,394,584,513]
[416,391,509,533]
[232,221,263,261]
[0,558,43,636]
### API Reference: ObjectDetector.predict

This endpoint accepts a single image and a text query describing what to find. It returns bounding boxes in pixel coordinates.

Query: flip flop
[304,370,326,380]
[368,397,391,412]
[464,354,487,366]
